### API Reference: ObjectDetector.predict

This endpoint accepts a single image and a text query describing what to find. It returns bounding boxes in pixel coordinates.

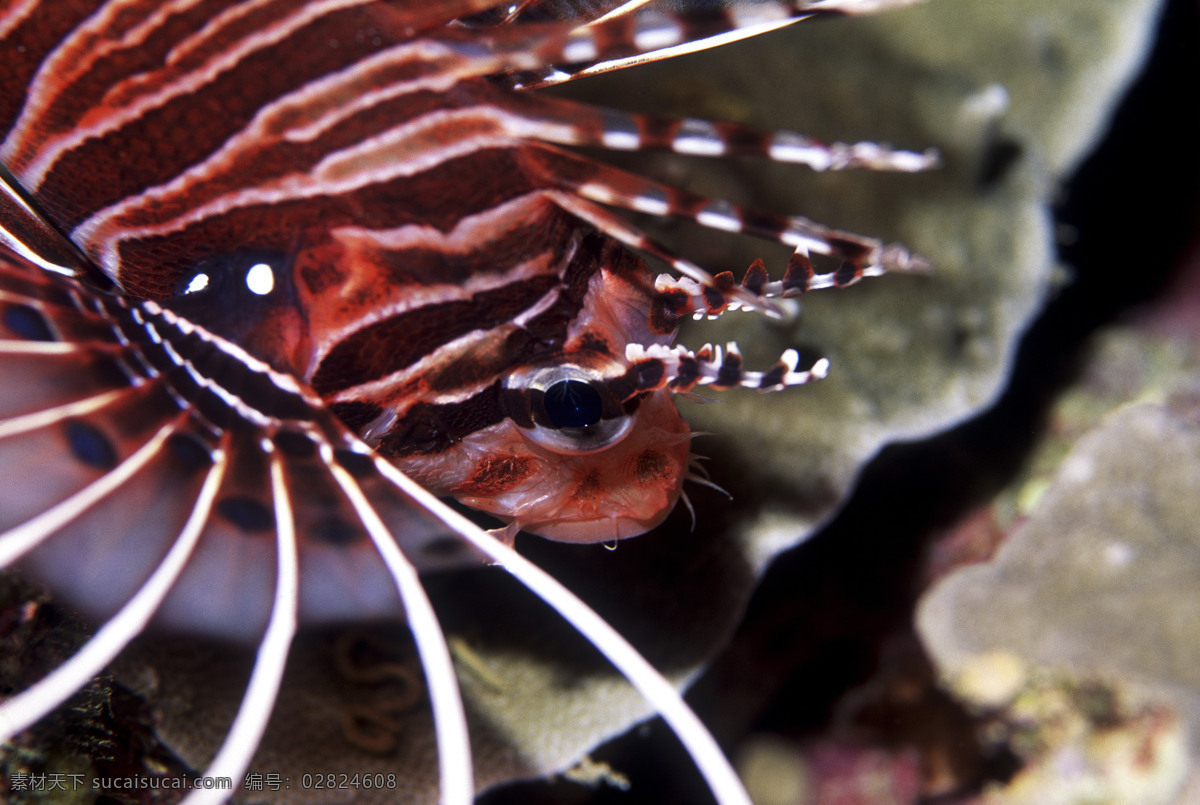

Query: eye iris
[544,380,603,429]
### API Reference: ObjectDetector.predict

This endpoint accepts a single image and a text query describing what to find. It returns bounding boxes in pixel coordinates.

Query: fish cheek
[458,454,540,498]
[632,448,679,490]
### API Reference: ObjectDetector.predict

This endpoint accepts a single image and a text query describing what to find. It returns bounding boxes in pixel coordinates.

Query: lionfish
[0,0,934,802]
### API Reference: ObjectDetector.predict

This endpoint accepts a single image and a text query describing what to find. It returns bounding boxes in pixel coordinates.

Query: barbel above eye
[504,363,635,455]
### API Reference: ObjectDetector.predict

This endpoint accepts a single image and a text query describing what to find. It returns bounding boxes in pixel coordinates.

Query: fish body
[0,1,931,802]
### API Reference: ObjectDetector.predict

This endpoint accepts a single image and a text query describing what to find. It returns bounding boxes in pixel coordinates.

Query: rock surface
[918,403,1200,803]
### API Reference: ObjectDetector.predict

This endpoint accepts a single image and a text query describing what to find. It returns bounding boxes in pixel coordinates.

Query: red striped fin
[524,144,929,296]
[626,341,829,393]
[486,0,926,88]
[489,89,938,171]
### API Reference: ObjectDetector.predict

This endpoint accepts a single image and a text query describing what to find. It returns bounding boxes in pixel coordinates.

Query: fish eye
[506,364,635,455]
[543,379,603,429]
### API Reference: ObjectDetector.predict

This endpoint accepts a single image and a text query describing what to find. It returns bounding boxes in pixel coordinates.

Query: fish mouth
[524,511,669,544]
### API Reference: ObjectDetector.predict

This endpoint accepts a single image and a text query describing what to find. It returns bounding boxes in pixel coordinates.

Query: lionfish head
[398,231,695,542]
[295,217,831,543]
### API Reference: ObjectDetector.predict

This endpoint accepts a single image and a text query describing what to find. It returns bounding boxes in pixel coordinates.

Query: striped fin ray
[446,0,923,88]
[625,341,831,393]
[0,0,930,303]
[492,90,938,173]
[524,141,930,291]
[0,162,91,277]
[0,243,478,800]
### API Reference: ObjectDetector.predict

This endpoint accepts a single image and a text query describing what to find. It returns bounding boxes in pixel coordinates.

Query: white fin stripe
[552,12,799,84]
[0,386,135,439]
[0,233,83,280]
[517,1,922,89]
[490,96,937,174]
[267,47,466,145]
[0,0,39,41]
[563,161,841,258]
[182,449,299,805]
[317,192,550,256]
[369,457,754,805]
[307,105,573,183]
[0,339,89,355]
[327,454,474,805]
[0,419,177,569]
[590,0,656,24]
[0,444,226,742]
[1,173,88,276]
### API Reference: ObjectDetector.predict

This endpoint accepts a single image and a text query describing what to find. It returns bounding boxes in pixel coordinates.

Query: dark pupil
[544,380,603,429]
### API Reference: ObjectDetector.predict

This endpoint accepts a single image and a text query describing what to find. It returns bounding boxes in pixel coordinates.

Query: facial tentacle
[620,341,830,396]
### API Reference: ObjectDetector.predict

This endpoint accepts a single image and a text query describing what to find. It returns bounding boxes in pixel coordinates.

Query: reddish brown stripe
[328,399,385,432]
[378,380,505,457]
[348,213,572,290]
[716,120,771,152]
[0,0,104,136]
[5,0,239,171]
[638,116,682,151]
[91,84,484,236]
[312,273,561,396]
[34,6,400,231]
[106,147,544,298]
